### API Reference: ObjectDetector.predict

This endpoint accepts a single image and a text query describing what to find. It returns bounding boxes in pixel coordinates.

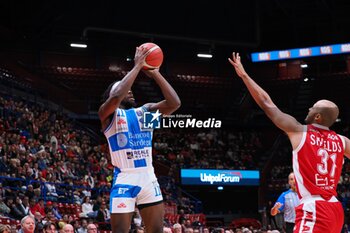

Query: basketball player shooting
[98,46,181,233]
[229,52,350,232]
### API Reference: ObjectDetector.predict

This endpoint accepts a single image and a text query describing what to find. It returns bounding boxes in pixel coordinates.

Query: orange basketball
[139,42,164,70]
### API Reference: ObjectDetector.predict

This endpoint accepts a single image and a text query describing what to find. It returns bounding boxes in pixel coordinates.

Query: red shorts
[294,196,343,233]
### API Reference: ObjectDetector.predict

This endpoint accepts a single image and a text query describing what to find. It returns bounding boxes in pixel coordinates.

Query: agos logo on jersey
[117,118,128,131]
[143,111,222,129]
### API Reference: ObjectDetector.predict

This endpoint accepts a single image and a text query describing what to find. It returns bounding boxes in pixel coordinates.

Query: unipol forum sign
[180,169,260,186]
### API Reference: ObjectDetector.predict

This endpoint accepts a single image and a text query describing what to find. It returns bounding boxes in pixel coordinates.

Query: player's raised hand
[134,46,151,68]
[228,52,248,78]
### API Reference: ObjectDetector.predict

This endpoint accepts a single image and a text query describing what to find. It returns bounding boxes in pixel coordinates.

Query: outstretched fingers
[232,52,240,63]
[228,52,238,67]
[228,57,233,65]
[229,52,237,60]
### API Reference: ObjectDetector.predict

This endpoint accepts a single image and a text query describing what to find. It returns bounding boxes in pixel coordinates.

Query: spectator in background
[173,223,182,233]
[45,201,61,220]
[50,135,58,155]
[9,225,17,233]
[9,200,25,220]
[0,224,10,233]
[58,215,69,230]
[45,177,59,202]
[30,199,45,217]
[24,185,35,200]
[15,196,27,216]
[96,201,110,224]
[28,199,36,217]
[4,199,14,216]
[163,227,172,233]
[34,212,45,233]
[81,187,91,200]
[45,210,57,223]
[72,221,80,233]
[86,224,97,233]
[62,224,74,233]
[92,196,102,213]
[191,216,202,229]
[184,227,194,233]
[42,222,56,233]
[183,219,192,231]
[20,196,30,216]
[0,197,10,216]
[19,215,35,233]
[77,219,88,233]
[178,209,187,225]
[80,197,96,218]
[132,208,142,229]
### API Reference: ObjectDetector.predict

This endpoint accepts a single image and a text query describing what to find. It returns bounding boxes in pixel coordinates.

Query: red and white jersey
[293,123,345,201]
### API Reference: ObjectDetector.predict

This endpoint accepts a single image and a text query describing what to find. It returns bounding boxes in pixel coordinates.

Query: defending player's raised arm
[98,47,149,124]
[142,69,181,116]
[228,52,303,134]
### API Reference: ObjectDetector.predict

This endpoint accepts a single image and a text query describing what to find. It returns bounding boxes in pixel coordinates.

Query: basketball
[139,42,164,70]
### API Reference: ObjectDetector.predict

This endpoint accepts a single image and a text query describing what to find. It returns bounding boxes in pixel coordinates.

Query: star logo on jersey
[143,110,162,129]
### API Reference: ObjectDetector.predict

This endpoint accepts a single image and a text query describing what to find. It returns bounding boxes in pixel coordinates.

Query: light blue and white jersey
[277,189,300,223]
[104,106,154,171]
